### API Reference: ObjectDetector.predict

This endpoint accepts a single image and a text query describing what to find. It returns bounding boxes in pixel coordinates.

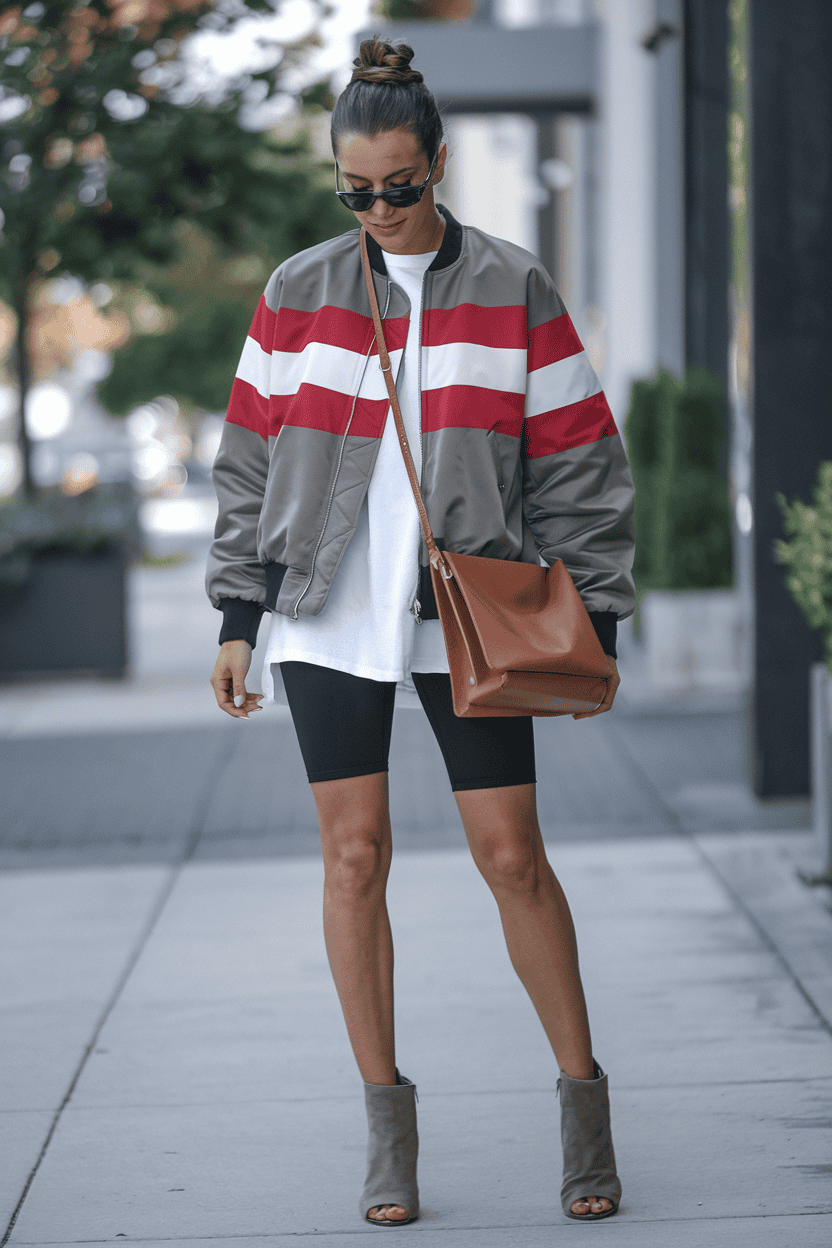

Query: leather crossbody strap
[359,228,448,576]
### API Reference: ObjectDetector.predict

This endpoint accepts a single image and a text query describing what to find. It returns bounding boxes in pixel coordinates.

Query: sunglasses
[335,152,438,213]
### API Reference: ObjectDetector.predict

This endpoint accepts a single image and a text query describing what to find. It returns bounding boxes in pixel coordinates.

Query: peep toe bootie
[359,1071,419,1226]
[557,1057,622,1221]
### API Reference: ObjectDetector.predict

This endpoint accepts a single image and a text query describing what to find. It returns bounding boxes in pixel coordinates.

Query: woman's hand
[210,640,265,719]
[572,654,620,720]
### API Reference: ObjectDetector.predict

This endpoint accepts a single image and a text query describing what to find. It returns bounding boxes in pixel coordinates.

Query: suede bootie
[359,1070,419,1226]
[557,1057,622,1221]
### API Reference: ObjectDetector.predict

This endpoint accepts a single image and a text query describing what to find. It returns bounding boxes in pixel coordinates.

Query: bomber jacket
[205,205,636,658]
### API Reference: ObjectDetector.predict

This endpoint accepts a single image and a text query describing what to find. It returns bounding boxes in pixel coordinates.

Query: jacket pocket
[486,428,506,494]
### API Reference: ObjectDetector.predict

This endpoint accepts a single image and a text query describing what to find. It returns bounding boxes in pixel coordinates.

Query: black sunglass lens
[385,186,421,206]
[343,192,374,211]
[338,181,425,211]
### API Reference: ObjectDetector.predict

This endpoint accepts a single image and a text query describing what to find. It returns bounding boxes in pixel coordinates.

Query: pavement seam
[690,833,832,1038]
[7,1208,832,1243]
[0,727,244,1248]
[606,718,832,1041]
[35,1071,832,1116]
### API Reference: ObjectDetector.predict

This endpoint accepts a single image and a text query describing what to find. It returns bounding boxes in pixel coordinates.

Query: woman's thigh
[410,672,536,792]
[279,662,396,870]
[278,661,397,784]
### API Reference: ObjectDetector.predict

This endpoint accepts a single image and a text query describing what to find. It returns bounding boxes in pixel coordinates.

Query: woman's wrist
[218,597,265,650]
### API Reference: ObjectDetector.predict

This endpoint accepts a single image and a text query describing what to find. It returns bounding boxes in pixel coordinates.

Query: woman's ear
[433,141,448,186]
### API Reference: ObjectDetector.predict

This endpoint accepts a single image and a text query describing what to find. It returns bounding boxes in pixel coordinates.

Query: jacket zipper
[410,267,429,625]
[291,276,392,619]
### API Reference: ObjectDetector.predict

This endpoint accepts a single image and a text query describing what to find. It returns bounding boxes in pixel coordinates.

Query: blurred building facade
[370,0,832,798]
[377,0,686,439]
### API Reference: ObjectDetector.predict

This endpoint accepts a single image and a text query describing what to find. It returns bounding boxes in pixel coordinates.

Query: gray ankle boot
[359,1070,419,1226]
[557,1057,622,1220]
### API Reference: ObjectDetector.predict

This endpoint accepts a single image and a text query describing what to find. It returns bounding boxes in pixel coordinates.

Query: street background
[2,0,832,1243]
[0,533,812,869]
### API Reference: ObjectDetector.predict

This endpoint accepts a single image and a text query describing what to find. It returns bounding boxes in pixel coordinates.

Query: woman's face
[336,129,447,255]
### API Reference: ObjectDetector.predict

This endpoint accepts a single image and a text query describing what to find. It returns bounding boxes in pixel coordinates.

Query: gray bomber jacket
[206,206,636,657]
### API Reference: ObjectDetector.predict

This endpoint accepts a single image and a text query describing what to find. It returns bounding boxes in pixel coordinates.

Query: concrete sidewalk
[2,827,832,1246]
[2,544,831,1243]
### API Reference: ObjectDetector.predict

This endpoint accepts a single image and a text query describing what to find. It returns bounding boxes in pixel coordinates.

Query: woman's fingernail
[234,694,244,708]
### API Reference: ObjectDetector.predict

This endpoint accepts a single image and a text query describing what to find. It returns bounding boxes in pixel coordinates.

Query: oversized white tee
[261,247,449,709]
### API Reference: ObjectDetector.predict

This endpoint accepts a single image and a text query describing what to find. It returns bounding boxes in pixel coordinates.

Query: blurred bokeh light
[0,442,23,498]
[24,383,73,441]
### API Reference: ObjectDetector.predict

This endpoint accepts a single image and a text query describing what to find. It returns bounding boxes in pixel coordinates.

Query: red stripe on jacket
[422,386,525,437]
[422,304,527,349]
[273,306,408,356]
[228,379,618,453]
[527,313,584,372]
[227,380,388,441]
[275,385,389,439]
[524,392,617,459]
[226,378,270,441]
[245,295,276,355]
[248,299,409,358]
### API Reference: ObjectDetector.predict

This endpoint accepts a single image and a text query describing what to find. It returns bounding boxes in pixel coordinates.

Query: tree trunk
[13,273,36,497]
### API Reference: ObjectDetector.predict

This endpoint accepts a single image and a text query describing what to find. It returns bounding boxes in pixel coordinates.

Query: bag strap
[359,228,448,576]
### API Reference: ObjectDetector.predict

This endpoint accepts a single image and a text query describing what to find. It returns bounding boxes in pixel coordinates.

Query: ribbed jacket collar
[365,204,463,276]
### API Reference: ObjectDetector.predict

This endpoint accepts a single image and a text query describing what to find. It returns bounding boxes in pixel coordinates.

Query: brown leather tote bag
[360,229,611,718]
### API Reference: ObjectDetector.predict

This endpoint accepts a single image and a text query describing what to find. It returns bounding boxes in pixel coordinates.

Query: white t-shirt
[261,247,449,708]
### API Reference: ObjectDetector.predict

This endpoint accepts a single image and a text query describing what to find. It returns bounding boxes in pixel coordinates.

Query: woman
[207,37,635,1227]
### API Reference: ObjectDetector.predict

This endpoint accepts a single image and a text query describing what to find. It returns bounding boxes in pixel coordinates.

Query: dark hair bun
[351,36,424,86]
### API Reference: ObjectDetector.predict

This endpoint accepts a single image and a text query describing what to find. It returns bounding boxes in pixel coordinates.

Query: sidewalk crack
[0,725,244,1247]
[607,719,832,1043]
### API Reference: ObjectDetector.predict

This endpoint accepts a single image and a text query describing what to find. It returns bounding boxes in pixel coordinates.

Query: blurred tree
[624,366,733,591]
[99,277,255,413]
[0,0,347,493]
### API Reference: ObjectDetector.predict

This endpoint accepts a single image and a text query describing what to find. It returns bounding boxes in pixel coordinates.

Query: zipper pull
[410,598,423,624]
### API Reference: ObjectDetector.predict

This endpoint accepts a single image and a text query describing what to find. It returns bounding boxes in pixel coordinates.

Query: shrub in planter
[624,365,733,591]
[624,367,737,691]
[0,485,139,679]
[777,460,832,672]
[779,464,832,881]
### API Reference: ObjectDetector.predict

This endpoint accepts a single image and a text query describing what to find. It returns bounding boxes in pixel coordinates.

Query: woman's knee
[314,773,391,896]
[475,832,541,896]
[324,832,390,900]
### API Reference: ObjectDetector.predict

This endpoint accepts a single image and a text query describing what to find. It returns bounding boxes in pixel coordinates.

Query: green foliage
[379,1,433,17]
[0,1,298,293]
[0,0,350,475]
[777,462,832,673]
[624,366,733,591]
[98,298,253,414]
[95,136,350,415]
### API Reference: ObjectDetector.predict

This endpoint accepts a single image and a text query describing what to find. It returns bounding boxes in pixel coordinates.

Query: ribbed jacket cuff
[587,611,618,659]
[218,597,265,650]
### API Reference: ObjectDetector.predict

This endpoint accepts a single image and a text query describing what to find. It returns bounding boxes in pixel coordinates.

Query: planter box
[811,662,832,878]
[641,589,749,694]
[0,544,128,681]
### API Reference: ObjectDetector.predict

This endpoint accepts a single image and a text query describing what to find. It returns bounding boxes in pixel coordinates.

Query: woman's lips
[372,221,403,231]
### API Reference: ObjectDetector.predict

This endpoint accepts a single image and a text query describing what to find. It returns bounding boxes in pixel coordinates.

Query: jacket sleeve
[204,267,282,649]
[521,264,636,656]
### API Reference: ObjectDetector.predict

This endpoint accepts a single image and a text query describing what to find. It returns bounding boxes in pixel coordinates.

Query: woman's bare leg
[310,770,409,1223]
[454,781,612,1217]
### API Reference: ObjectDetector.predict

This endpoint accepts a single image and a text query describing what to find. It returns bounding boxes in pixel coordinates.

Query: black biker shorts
[277,661,536,792]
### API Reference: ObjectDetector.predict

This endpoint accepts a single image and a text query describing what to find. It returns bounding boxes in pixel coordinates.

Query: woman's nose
[367,195,395,221]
